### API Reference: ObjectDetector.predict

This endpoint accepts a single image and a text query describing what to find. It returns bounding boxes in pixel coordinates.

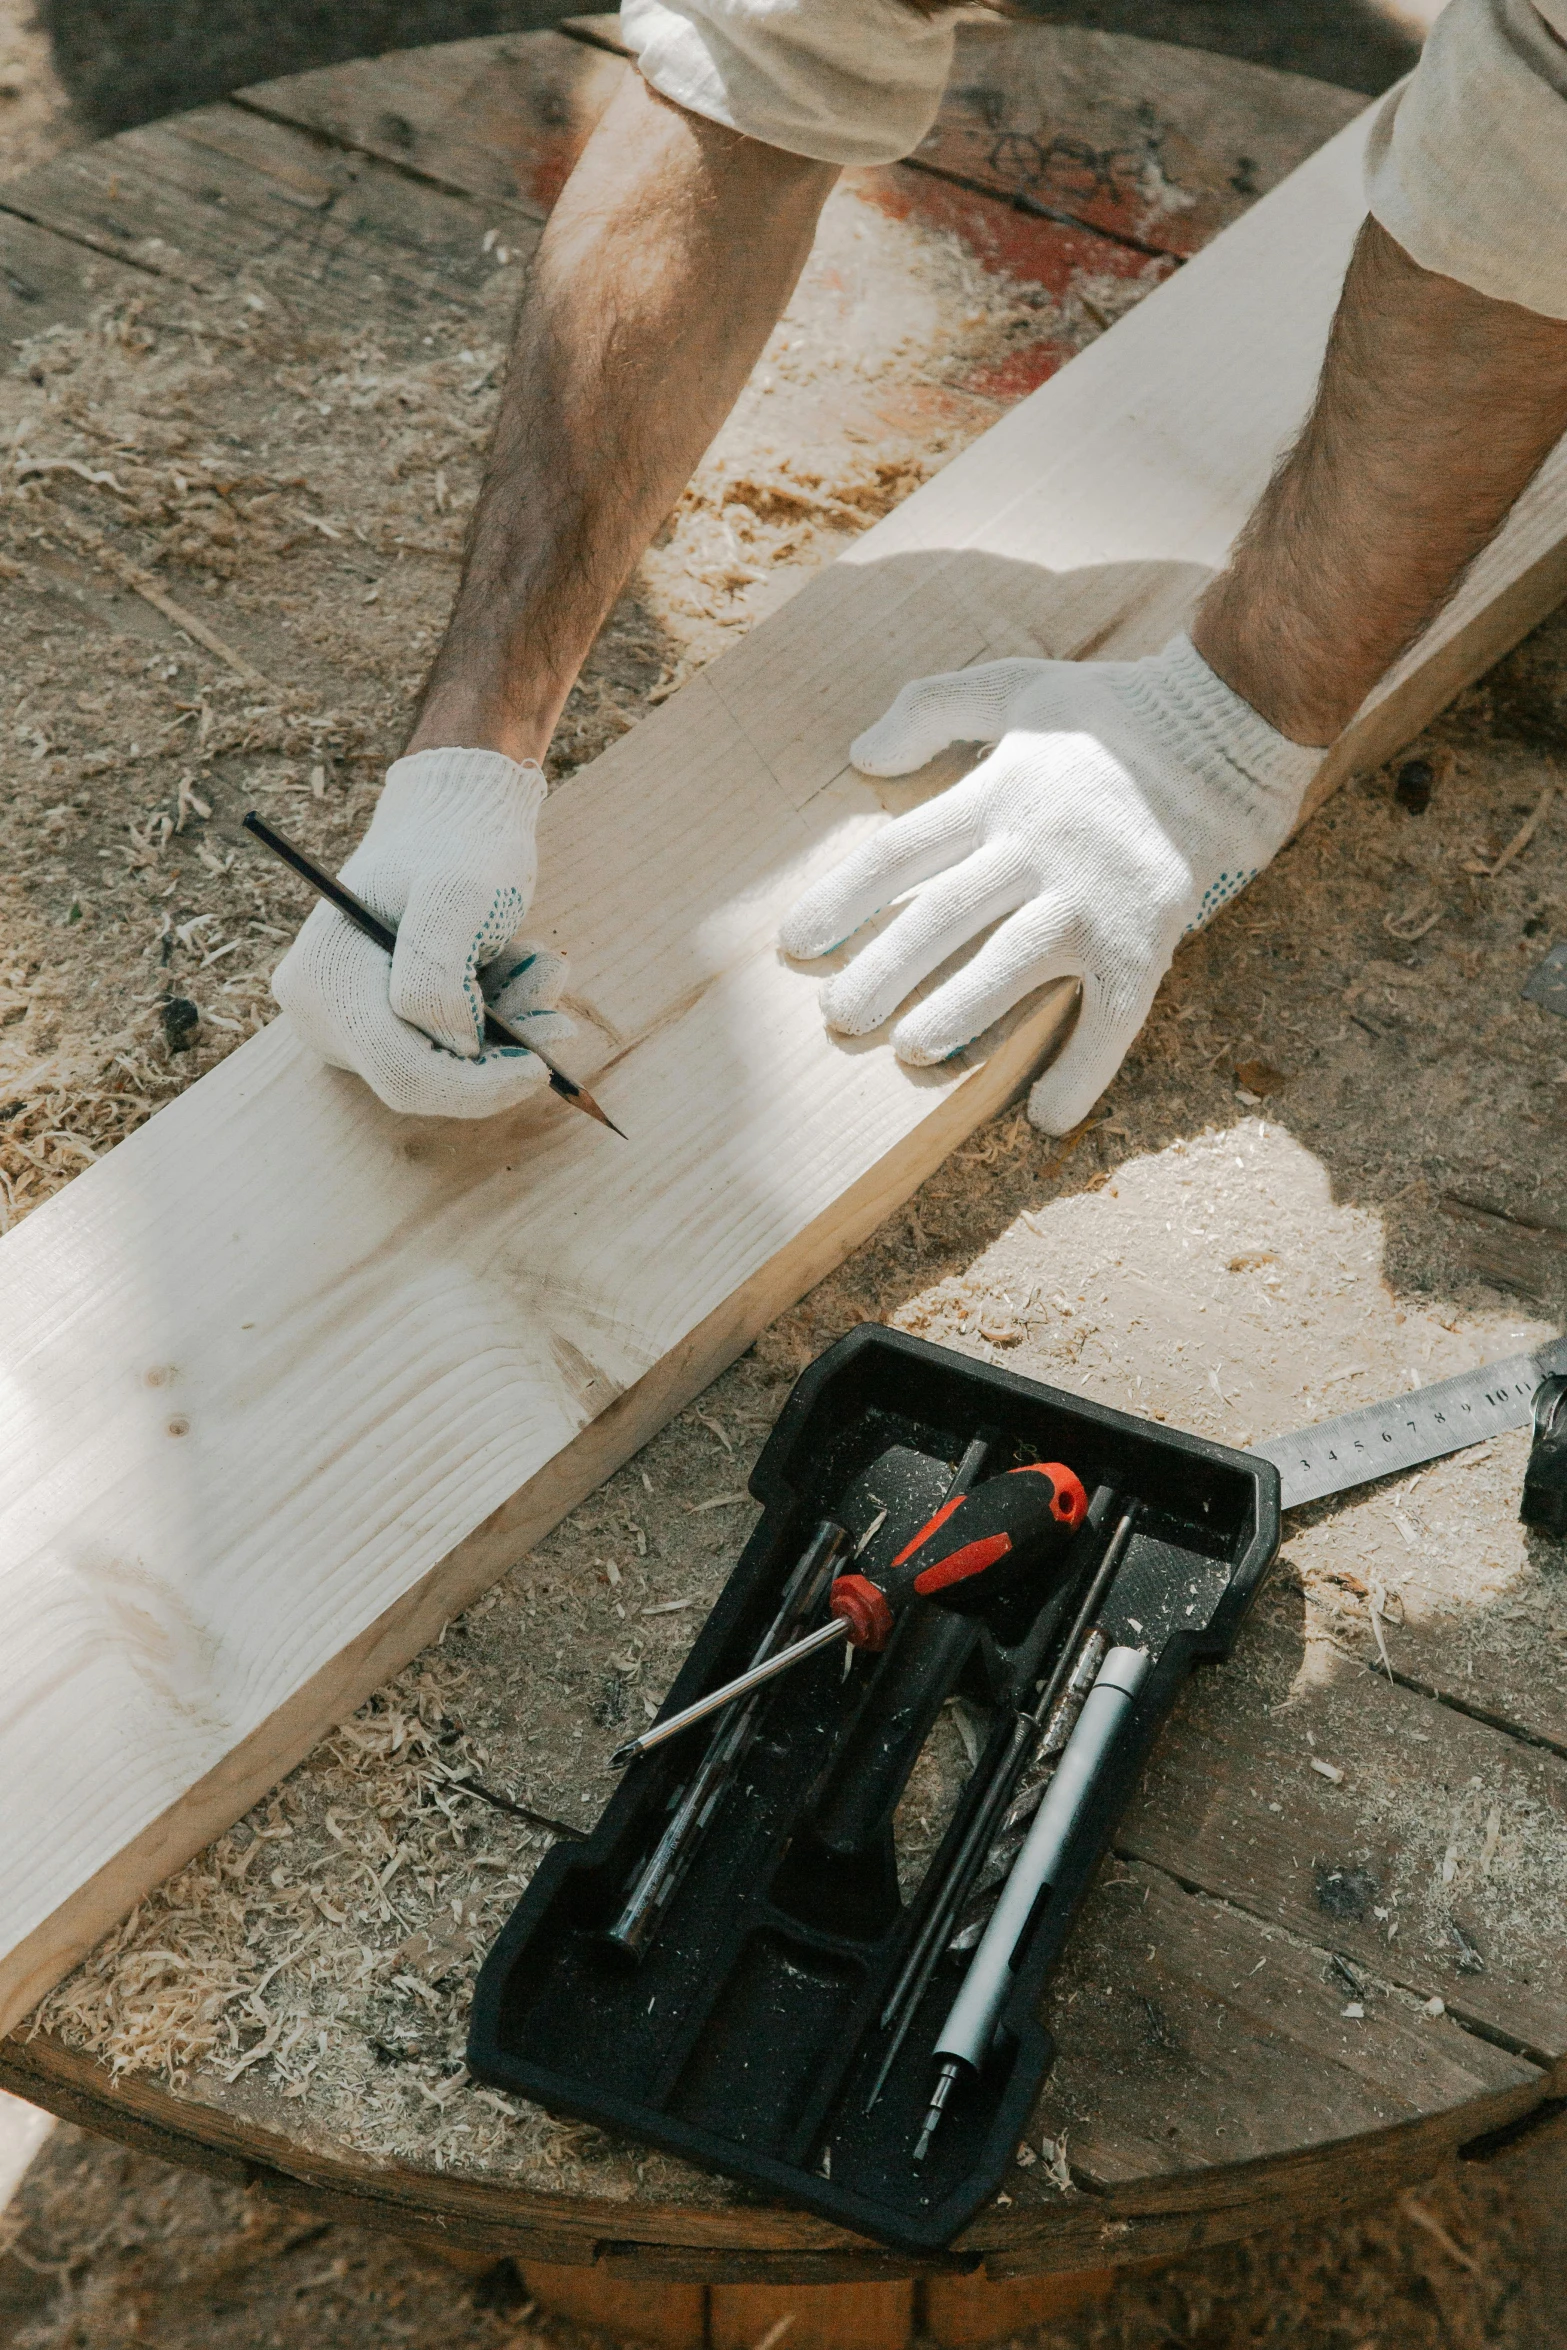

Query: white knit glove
[780,637,1322,1134]
[272,747,574,1119]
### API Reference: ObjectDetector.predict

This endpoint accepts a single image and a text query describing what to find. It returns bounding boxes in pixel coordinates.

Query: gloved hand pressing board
[272,747,574,1119]
[779,636,1323,1134]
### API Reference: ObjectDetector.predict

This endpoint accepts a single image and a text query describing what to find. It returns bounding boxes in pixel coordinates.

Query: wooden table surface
[1,18,1562,2340]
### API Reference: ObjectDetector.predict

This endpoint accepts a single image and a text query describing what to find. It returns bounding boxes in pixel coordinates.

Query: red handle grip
[829,1463,1087,1650]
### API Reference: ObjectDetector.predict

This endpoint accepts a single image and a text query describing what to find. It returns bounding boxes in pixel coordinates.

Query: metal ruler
[1252,1336,1567,1510]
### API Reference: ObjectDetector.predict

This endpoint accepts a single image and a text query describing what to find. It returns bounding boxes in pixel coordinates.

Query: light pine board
[7,95,1567,2041]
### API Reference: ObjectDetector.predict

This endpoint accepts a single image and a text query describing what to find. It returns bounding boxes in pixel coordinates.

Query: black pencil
[242,811,625,1136]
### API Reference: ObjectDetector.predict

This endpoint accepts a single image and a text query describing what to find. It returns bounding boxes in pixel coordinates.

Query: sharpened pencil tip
[554,1073,625,1135]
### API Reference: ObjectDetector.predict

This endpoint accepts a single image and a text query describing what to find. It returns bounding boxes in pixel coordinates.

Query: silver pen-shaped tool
[913,1643,1151,2163]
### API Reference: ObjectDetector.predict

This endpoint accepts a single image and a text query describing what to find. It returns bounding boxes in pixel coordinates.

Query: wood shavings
[1470,783,1554,879]
[32,494,271,686]
[1368,1584,1398,1682]
[14,451,129,495]
[1384,894,1444,941]
[220,2010,285,2083]
[1400,2188,1480,2273]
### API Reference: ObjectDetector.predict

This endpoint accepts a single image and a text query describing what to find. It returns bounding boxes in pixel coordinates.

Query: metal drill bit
[605,1517,849,1953]
[946,1629,1109,1953]
[913,2058,962,2165]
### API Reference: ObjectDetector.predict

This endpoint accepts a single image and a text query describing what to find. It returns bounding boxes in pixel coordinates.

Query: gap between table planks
[3,32,1567,2132]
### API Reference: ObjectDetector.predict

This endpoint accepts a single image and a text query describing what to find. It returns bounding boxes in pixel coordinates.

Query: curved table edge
[1,2032,1550,2282]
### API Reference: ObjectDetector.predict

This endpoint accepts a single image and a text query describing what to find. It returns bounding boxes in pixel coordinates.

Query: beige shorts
[1366,0,1567,317]
[618,0,956,168]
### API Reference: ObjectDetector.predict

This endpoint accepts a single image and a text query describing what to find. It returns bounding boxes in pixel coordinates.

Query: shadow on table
[37,0,1423,140]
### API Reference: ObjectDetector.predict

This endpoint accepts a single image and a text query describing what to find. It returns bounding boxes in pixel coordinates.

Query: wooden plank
[1116,1580,1567,2075]
[0,103,537,326]
[7,97,1567,2056]
[922,2270,1116,2343]
[523,2261,707,2346]
[593,2252,948,2286]
[913,22,1363,258]
[710,2279,914,2350]
[0,208,152,341]
[1031,1859,1539,2187]
[235,28,625,218]
[1438,1192,1567,1299]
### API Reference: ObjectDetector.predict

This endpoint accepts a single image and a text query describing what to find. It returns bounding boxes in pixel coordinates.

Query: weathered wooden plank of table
[905,17,1366,259]
[0,90,540,322]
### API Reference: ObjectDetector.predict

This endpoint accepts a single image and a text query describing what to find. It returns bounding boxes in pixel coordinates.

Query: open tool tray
[470,1328,1281,2252]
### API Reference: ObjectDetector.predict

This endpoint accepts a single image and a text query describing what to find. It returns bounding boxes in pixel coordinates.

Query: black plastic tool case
[470,1328,1281,2251]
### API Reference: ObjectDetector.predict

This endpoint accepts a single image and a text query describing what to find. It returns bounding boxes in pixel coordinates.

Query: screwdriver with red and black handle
[608,1460,1089,1769]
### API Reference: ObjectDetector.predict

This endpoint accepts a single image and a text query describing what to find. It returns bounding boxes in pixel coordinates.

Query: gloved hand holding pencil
[272,747,574,1119]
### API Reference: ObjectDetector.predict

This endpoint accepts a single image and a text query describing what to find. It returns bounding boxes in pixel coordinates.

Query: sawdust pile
[33,1630,607,2188]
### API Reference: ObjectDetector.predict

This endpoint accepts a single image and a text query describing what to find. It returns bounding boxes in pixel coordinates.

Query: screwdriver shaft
[610,1615,849,1767]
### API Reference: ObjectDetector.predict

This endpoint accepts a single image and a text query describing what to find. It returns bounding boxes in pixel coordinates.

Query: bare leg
[1194,218,1567,747]
[408,74,837,763]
